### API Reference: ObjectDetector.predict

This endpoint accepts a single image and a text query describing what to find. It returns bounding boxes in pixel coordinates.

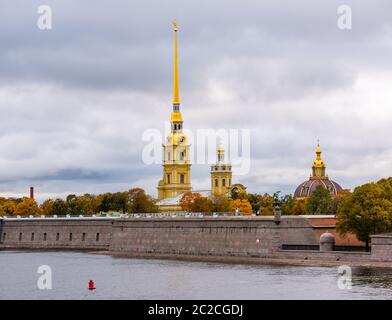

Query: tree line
[0,188,158,216]
[2,178,392,249]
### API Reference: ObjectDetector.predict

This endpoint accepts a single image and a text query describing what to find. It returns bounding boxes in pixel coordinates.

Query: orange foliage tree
[229,199,253,215]
[179,192,214,212]
[14,198,41,216]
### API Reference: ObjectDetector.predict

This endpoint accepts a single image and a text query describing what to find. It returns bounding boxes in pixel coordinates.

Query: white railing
[0,212,235,220]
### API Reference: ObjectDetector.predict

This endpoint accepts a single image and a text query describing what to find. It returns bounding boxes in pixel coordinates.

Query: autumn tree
[14,198,41,216]
[76,194,99,215]
[179,192,213,212]
[306,186,333,215]
[290,198,308,215]
[192,196,214,212]
[229,199,253,215]
[211,195,231,212]
[126,188,158,213]
[2,200,17,216]
[258,194,274,216]
[40,199,55,215]
[180,192,201,212]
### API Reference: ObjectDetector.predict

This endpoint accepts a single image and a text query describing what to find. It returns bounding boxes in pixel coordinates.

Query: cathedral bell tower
[157,20,192,200]
[211,146,232,197]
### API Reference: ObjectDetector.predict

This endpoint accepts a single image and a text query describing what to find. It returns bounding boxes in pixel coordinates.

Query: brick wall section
[0,218,112,250]
[305,216,365,246]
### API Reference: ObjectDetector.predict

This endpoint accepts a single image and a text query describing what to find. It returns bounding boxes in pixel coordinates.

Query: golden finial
[173,20,178,31]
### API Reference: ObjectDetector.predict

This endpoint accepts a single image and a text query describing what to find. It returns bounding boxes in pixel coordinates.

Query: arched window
[69,233,73,241]
[43,233,47,241]
[56,233,60,241]
[19,233,22,241]
[222,179,226,187]
[82,233,86,241]
[180,174,185,184]
[31,233,35,241]
[96,233,100,242]
[215,179,218,187]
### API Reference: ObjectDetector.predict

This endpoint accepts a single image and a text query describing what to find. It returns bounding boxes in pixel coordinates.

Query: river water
[0,250,392,299]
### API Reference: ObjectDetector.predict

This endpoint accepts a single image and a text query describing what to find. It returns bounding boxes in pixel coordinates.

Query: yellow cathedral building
[157,20,192,201]
[156,21,245,212]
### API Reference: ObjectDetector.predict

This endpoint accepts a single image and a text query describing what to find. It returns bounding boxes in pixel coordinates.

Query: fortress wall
[2,216,389,263]
[0,219,112,250]
[109,216,321,257]
[110,217,281,257]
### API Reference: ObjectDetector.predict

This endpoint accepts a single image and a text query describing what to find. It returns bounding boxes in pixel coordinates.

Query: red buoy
[88,280,96,290]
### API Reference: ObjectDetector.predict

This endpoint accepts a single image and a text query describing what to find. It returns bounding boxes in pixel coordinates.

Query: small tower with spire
[211,146,232,197]
[157,20,192,200]
[311,141,327,178]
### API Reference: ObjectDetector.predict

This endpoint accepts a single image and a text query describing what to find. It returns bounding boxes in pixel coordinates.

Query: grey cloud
[0,0,392,199]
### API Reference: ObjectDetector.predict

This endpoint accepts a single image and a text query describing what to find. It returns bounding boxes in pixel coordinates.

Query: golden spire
[172,20,180,106]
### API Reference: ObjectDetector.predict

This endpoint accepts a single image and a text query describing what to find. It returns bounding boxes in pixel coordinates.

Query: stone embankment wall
[0,218,112,250]
[0,215,391,263]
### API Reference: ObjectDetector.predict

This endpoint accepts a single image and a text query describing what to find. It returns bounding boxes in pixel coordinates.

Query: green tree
[336,179,392,249]
[306,186,333,215]
[51,199,68,216]
[97,192,128,213]
[247,193,262,213]
[280,194,295,215]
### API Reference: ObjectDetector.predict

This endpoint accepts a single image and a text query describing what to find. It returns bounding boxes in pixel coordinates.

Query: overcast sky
[0,0,391,201]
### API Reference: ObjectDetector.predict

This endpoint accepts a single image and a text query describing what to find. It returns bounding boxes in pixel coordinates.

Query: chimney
[30,187,34,200]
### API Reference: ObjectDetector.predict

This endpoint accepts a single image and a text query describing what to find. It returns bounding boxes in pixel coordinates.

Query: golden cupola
[294,142,343,198]
[311,143,326,178]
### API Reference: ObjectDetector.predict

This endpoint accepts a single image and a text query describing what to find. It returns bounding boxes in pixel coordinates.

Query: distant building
[294,143,343,198]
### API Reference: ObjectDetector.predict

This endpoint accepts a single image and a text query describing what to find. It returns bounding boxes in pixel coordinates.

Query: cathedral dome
[294,143,343,198]
[294,178,342,197]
